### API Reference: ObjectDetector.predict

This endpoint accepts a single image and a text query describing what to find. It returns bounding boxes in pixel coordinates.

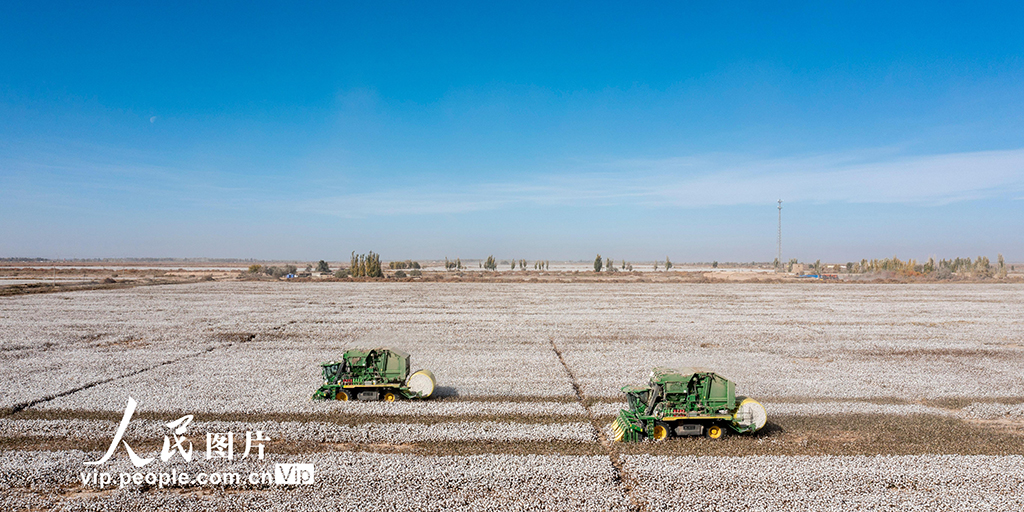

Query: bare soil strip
[2,413,1024,458]
[616,413,1024,457]
[0,277,210,297]
[4,411,1022,457]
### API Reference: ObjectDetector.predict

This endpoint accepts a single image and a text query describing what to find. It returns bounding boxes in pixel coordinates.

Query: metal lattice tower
[776,200,783,272]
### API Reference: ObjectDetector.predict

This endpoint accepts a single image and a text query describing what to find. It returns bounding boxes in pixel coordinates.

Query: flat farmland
[2,282,1024,510]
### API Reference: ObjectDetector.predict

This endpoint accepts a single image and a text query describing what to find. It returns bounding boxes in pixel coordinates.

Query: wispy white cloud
[303,148,1024,217]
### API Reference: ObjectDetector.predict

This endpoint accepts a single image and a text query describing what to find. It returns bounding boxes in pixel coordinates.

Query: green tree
[367,251,382,277]
[712,261,718,269]
[665,257,672,271]
[348,251,382,277]
[594,254,603,272]
[316,260,330,273]
[484,255,497,271]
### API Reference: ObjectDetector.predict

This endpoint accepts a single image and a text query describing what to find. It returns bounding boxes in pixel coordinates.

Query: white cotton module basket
[406,369,436,398]
[734,398,768,431]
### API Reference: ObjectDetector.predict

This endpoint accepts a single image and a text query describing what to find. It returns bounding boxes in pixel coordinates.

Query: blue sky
[2,2,1022,262]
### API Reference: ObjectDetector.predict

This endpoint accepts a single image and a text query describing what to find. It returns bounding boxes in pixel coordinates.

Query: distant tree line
[847,255,1006,278]
[248,264,297,278]
[785,254,1010,279]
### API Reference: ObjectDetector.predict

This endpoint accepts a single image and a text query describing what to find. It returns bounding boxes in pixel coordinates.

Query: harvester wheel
[383,392,397,402]
[335,389,351,401]
[705,424,724,440]
[652,422,670,441]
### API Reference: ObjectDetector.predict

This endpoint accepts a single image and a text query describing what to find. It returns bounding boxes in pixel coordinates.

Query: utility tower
[776,200,783,272]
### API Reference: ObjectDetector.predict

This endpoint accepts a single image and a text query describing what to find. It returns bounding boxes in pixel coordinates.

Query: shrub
[248,264,262,273]
[389,260,421,270]
[263,266,287,278]
[394,270,407,278]
[410,269,422,277]
[334,269,349,278]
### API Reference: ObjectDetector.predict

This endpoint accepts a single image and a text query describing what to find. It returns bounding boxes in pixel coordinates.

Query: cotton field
[2,281,1023,510]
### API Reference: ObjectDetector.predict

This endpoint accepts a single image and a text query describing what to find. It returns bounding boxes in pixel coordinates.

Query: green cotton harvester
[311,347,436,401]
[611,367,767,442]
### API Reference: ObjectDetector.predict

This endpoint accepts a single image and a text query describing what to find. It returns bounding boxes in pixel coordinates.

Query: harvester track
[4,345,222,417]
[550,337,645,512]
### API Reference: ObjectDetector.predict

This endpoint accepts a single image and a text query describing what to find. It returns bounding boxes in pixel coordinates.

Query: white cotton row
[624,454,1024,511]
[0,450,630,511]
[0,417,597,444]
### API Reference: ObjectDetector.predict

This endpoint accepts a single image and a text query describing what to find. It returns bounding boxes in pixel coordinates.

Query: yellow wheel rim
[383,393,396,402]
[652,425,669,441]
[336,390,348,401]
[707,426,722,439]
